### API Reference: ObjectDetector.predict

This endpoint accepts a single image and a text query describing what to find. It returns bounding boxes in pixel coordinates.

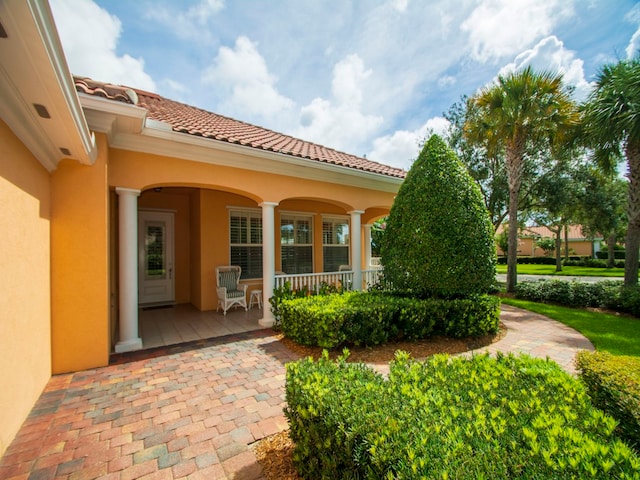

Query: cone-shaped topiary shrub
[381,134,496,298]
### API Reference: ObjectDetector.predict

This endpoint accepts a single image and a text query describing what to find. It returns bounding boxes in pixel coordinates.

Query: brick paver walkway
[467,304,595,374]
[0,305,594,480]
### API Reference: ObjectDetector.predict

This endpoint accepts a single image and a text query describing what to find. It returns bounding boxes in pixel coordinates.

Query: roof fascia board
[0,65,58,171]
[79,93,147,121]
[0,1,97,171]
[28,0,97,165]
[79,93,147,145]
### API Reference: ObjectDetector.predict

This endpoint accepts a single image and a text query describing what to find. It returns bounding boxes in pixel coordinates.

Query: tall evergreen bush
[381,134,496,298]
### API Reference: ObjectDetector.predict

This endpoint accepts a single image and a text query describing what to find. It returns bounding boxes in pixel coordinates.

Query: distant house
[496,224,603,257]
[0,1,405,457]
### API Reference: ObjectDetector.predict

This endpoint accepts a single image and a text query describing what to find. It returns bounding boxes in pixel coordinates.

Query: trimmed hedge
[576,351,640,452]
[381,134,496,298]
[498,256,628,268]
[514,279,640,317]
[597,250,627,260]
[279,291,501,348]
[285,352,640,479]
[498,256,559,265]
[514,279,622,308]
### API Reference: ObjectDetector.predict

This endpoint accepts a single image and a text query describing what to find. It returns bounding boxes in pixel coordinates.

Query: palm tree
[582,57,640,285]
[465,66,578,292]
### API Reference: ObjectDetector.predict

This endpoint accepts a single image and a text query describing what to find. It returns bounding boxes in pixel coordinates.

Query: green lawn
[495,263,624,277]
[501,297,640,357]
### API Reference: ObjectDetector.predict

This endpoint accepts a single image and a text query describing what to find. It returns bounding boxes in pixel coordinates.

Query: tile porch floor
[138,303,266,349]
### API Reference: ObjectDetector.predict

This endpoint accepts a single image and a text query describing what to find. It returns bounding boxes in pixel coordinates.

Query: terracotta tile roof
[74,77,137,104]
[74,77,406,179]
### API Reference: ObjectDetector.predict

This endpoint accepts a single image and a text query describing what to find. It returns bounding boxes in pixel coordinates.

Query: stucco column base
[258,316,275,328]
[115,337,143,353]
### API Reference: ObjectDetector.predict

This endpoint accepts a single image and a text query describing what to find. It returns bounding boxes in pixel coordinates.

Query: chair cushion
[226,289,245,299]
[219,271,238,291]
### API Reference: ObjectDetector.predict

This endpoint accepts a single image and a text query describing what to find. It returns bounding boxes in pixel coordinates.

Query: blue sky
[50,0,640,171]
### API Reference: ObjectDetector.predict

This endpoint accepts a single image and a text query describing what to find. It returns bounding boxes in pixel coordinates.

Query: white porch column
[350,210,364,291]
[115,187,143,353]
[364,224,372,269]
[259,201,278,327]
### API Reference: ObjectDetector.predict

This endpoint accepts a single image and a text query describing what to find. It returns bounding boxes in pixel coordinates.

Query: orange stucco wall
[498,238,595,257]
[135,189,385,312]
[107,148,395,212]
[195,189,260,310]
[51,135,110,373]
[0,120,52,457]
[107,148,395,312]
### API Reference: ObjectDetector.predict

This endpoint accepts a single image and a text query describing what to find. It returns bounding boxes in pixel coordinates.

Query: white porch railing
[274,268,383,293]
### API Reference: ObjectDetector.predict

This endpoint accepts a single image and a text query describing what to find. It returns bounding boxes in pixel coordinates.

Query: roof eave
[0,0,97,172]
[80,96,403,193]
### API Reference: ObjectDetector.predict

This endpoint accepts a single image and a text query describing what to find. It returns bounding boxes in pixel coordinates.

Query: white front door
[138,210,175,305]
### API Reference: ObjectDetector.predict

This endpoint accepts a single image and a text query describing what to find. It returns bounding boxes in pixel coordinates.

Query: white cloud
[438,75,457,88]
[461,0,574,63]
[186,0,225,25]
[498,36,592,101]
[625,4,640,59]
[391,0,409,13]
[331,54,372,107]
[144,0,224,42]
[202,36,295,119]
[163,79,188,94]
[50,0,156,91]
[368,117,450,170]
[295,55,383,154]
[627,27,640,59]
[626,3,640,23]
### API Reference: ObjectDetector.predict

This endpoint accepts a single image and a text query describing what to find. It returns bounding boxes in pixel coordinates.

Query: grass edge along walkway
[501,297,640,357]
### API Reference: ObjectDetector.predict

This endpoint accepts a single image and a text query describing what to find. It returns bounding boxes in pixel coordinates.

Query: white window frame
[229,208,262,279]
[280,213,314,274]
[322,216,350,272]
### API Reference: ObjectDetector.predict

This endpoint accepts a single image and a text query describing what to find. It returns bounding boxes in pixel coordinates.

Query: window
[322,217,349,272]
[281,215,313,274]
[230,210,262,279]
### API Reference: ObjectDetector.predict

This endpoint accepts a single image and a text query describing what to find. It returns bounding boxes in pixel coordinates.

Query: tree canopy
[582,56,640,285]
[464,66,578,292]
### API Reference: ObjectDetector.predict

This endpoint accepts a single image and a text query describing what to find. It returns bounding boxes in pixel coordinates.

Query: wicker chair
[215,266,248,315]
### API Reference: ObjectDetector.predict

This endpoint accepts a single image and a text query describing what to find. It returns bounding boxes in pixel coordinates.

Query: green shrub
[269,281,310,328]
[498,256,588,265]
[616,285,640,317]
[516,256,558,265]
[428,294,501,337]
[597,250,627,260]
[286,352,640,479]
[285,352,386,479]
[576,351,640,451]
[381,134,496,298]
[279,292,500,347]
[585,258,609,268]
[515,280,624,310]
[563,259,583,266]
